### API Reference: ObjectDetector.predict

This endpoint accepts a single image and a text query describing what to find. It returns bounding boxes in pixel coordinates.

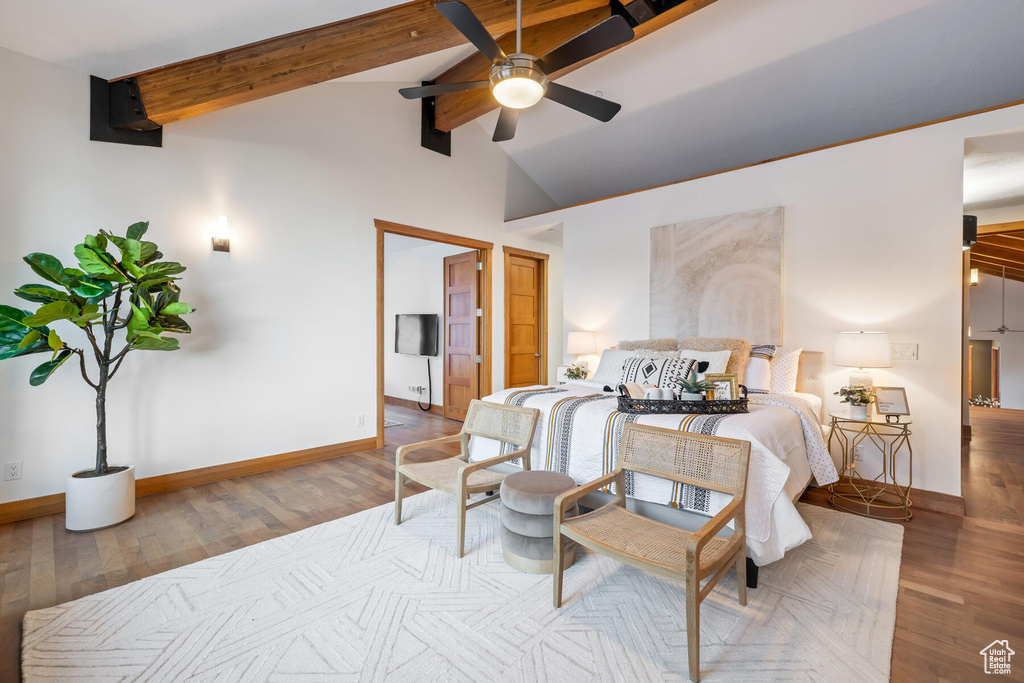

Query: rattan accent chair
[552,422,751,682]
[395,399,540,557]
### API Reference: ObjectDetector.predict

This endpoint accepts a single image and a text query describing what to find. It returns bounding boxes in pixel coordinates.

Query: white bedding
[468,381,838,565]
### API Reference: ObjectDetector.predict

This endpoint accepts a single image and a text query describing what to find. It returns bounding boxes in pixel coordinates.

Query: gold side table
[827,411,913,521]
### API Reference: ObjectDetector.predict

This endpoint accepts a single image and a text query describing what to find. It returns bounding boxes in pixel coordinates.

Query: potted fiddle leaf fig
[0,222,192,531]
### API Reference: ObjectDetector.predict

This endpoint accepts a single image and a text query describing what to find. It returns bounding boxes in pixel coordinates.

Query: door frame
[503,246,549,388]
[375,219,493,447]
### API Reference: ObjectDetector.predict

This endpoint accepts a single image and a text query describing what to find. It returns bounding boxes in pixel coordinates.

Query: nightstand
[827,411,913,521]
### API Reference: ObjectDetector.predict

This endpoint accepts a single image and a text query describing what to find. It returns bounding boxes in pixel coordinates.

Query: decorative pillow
[770,346,803,394]
[616,338,679,352]
[620,357,697,397]
[746,345,777,394]
[677,349,732,379]
[677,337,751,383]
[591,349,637,386]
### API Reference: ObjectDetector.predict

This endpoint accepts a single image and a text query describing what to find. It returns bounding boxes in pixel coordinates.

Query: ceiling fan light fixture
[490,56,548,109]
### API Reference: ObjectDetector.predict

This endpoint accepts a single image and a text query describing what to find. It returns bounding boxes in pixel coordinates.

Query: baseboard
[0,436,378,526]
[962,424,972,443]
[846,476,966,517]
[384,394,443,415]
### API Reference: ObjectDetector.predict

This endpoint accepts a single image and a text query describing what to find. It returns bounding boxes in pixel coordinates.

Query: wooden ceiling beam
[119,0,609,126]
[970,243,1024,268]
[432,0,720,132]
[978,234,1024,253]
[978,220,1024,235]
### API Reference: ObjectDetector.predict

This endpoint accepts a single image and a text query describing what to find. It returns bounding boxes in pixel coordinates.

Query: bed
[467,350,838,568]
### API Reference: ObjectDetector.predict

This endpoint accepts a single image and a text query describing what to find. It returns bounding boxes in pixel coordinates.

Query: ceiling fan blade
[399,80,489,99]
[536,15,634,74]
[435,1,509,66]
[543,82,621,122]
[492,107,519,142]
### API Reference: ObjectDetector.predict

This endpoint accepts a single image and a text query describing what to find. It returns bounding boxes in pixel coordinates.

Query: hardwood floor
[802,406,1024,682]
[2,404,1023,681]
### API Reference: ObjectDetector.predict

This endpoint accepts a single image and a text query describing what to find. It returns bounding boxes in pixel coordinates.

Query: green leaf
[126,302,150,340]
[139,241,159,263]
[0,305,30,335]
[131,335,179,351]
[74,243,118,276]
[159,302,192,316]
[14,284,67,304]
[126,222,149,240]
[23,253,66,285]
[29,350,72,386]
[152,314,191,334]
[47,329,63,352]
[84,233,108,252]
[21,301,80,327]
[121,239,143,264]
[70,279,109,300]
[144,262,186,277]
[18,329,41,350]
[135,276,176,291]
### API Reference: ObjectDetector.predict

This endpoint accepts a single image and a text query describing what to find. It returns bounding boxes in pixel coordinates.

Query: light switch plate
[891,343,919,361]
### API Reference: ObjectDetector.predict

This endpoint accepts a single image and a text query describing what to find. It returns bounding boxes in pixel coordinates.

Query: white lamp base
[848,370,873,388]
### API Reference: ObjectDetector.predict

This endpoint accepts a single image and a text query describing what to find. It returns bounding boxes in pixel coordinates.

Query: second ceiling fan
[400,0,635,141]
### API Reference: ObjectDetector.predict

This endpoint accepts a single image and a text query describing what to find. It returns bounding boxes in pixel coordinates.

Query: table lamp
[833,331,891,387]
[566,331,598,370]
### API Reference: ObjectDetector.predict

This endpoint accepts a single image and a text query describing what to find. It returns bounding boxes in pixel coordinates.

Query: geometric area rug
[22,491,903,682]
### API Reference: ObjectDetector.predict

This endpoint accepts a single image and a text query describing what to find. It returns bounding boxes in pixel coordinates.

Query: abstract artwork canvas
[650,207,783,343]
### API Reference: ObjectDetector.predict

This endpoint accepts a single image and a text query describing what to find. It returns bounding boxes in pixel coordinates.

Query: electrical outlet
[4,461,23,481]
[853,445,865,462]
[891,343,919,361]
[356,414,365,427]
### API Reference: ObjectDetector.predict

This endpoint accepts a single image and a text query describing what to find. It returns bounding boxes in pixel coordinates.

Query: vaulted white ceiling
[2,0,1023,213]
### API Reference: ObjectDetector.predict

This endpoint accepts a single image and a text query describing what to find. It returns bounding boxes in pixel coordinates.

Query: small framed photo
[704,373,739,401]
[555,365,571,384]
[874,386,910,416]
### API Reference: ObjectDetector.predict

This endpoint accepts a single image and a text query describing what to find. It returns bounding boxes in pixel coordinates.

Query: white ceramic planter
[849,404,869,420]
[65,465,135,532]
[679,392,705,401]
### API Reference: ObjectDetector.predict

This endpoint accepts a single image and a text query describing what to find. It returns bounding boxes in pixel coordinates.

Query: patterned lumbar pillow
[770,346,803,394]
[746,345,777,394]
[619,357,698,397]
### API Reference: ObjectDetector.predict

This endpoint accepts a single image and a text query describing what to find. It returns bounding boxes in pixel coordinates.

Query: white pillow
[620,357,698,397]
[770,346,803,394]
[591,349,637,386]
[677,349,732,379]
[746,344,777,394]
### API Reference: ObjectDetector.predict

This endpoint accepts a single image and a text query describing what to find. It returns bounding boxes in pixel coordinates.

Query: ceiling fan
[399,0,635,142]
[980,266,1024,334]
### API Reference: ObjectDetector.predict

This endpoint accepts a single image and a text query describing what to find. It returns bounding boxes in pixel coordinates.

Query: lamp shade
[566,331,597,355]
[833,331,892,368]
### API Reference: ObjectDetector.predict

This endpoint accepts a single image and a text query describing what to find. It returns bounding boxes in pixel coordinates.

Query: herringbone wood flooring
[2,405,1023,681]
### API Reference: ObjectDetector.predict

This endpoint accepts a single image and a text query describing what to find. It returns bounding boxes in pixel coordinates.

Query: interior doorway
[503,246,549,388]
[375,220,493,448]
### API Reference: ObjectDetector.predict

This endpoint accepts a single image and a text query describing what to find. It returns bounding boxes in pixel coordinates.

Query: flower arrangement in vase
[835,385,874,420]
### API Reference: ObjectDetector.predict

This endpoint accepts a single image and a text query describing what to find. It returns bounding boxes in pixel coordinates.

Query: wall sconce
[212,215,231,252]
[970,268,979,286]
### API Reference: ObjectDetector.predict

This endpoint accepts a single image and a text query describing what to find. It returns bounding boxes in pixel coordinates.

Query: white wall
[0,46,563,503]
[383,238,465,406]
[508,102,1024,497]
[970,274,1024,410]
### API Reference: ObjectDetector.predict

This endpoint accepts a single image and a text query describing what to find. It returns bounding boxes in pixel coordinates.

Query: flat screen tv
[395,314,439,356]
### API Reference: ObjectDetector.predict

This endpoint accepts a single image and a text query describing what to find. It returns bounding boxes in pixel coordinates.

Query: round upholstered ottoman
[499,470,578,574]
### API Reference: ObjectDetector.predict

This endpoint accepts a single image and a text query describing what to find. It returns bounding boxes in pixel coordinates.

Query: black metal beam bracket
[90,75,162,147]
[420,82,452,157]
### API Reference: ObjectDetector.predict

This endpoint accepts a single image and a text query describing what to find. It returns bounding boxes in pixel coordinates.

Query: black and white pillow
[620,357,698,396]
[746,345,777,394]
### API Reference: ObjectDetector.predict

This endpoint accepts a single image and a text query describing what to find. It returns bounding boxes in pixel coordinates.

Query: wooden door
[505,253,545,388]
[992,346,1000,403]
[443,251,480,421]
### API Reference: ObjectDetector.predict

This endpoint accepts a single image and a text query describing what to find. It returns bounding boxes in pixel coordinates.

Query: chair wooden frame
[395,399,539,557]
[552,422,751,682]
